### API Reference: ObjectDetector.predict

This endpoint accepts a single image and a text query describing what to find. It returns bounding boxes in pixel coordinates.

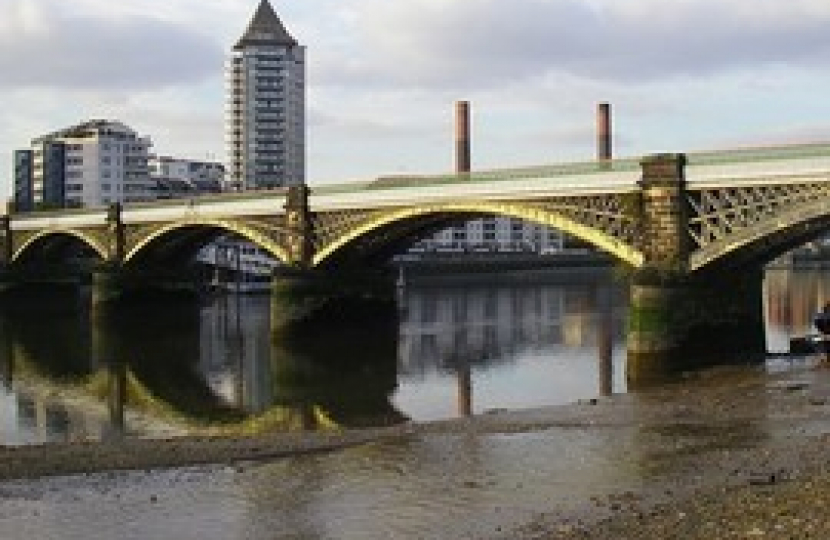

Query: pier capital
[639,153,687,188]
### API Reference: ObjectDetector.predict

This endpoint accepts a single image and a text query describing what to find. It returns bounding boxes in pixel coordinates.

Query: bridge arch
[313,201,644,267]
[13,229,108,263]
[123,218,291,265]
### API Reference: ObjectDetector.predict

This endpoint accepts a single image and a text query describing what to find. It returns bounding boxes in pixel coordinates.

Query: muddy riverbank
[4,359,830,539]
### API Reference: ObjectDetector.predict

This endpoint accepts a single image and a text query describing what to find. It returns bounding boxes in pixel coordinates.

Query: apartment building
[150,156,226,199]
[226,0,305,190]
[412,217,566,254]
[14,119,154,210]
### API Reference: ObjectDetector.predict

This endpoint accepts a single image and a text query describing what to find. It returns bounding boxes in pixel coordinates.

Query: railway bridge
[5,142,830,381]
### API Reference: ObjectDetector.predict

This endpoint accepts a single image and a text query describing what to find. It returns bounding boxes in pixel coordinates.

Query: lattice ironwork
[687,179,830,269]
[311,192,644,267]
[311,208,392,252]
[687,181,830,249]
[523,192,641,248]
[11,226,110,261]
[121,216,293,263]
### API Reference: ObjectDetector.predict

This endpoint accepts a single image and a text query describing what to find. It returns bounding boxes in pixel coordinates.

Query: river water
[0,266,828,539]
[0,266,823,445]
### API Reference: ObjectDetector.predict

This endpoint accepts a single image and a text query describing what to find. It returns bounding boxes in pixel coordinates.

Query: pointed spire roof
[234,0,297,50]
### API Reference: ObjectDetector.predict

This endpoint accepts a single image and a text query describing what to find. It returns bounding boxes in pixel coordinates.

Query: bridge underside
[313,212,472,270]
[312,198,644,269]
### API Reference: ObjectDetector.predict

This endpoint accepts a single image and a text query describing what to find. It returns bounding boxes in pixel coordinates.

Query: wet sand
[4,360,830,538]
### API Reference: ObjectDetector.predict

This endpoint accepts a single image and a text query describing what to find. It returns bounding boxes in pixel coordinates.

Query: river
[0,266,827,539]
[0,265,822,445]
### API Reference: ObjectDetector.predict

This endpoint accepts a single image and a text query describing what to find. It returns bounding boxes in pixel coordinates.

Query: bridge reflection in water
[3,266,825,445]
[0,274,629,445]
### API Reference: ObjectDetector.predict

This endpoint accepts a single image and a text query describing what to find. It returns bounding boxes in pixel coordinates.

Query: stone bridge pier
[627,154,766,386]
[271,185,398,334]
[0,216,15,294]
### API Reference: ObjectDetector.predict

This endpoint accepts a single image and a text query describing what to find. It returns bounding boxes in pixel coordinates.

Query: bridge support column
[627,153,766,385]
[627,270,765,385]
[270,266,397,335]
[0,215,17,295]
[91,203,128,312]
[284,185,313,267]
[91,264,125,312]
[0,311,12,390]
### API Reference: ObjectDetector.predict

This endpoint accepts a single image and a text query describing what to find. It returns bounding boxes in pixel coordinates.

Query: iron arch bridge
[4,142,830,276]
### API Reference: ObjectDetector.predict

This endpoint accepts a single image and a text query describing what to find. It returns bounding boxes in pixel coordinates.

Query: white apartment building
[226,0,305,190]
[411,217,566,254]
[198,237,280,292]
[29,119,154,208]
[149,156,226,199]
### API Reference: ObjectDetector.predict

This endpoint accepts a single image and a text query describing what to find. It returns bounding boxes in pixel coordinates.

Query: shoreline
[4,360,830,538]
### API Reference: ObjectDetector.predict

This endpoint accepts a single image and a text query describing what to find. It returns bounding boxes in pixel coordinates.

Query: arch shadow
[13,229,107,264]
[124,220,291,267]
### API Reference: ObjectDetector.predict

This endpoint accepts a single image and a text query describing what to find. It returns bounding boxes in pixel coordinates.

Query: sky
[2,0,830,201]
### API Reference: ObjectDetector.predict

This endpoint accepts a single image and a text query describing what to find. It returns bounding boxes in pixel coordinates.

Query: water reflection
[0,292,407,443]
[0,312,11,391]
[765,268,830,351]
[396,280,625,419]
[105,359,126,439]
[0,272,630,444]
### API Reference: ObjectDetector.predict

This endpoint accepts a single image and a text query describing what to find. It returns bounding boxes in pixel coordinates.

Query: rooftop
[233,0,297,50]
[32,119,138,144]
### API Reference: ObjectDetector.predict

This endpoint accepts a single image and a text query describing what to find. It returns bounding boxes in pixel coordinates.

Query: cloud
[0,0,222,90]
[316,0,830,90]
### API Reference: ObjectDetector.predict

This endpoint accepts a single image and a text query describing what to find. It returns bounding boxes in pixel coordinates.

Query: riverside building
[13,119,153,210]
[149,156,226,199]
[226,0,306,190]
[409,218,566,255]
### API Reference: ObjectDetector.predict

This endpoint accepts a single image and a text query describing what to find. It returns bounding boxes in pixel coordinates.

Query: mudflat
[4,360,830,539]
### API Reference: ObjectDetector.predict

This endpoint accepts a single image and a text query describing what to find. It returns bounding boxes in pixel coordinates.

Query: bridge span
[4,142,830,383]
[8,142,830,272]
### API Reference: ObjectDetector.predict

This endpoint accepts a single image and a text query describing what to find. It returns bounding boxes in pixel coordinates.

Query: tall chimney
[455,101,471,174]
[597,102,612,162]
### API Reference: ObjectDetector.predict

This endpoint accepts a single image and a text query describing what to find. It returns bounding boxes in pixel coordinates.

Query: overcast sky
[2,0,830,201]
